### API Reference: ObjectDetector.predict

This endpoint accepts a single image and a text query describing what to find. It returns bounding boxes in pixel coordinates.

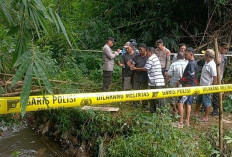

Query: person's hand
[117,60,121,66]
[164,71,168,76]
[130,66,136,70]
[127,60,132,66]
[117,49,121,54]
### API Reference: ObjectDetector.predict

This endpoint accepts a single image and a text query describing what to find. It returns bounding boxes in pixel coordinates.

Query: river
[0,127,67,157]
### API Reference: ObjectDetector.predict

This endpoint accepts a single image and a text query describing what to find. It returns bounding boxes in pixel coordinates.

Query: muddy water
[0,127,67,157]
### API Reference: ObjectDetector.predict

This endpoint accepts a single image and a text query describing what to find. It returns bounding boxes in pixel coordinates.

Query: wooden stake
[214,36,224,152]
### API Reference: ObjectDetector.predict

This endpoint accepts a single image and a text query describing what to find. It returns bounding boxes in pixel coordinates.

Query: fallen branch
[0,89,42,97]
[0,81,23,87]
[81,106,119,112]
[0,73,79,85]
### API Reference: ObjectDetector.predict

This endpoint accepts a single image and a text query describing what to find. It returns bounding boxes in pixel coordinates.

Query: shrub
[224,95,232,113]
[34,108,214,156]
[106,113,214,157]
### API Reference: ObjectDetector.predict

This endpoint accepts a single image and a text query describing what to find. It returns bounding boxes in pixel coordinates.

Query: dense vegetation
[0,0,232,156]
[32,107,216,156]
[1,0,232,109]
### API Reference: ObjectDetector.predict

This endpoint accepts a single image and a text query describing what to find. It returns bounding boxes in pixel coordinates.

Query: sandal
[200,117,209,122]
[172,122,183,128]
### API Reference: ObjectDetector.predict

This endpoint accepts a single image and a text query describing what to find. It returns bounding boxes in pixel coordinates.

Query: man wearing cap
[212,42,229,116]
[155,39,171,77]
[102,37,121,91]
[121,41,130,56]
[166,52,188,113]
[118,43,136,90]
[132,47,165,113]
[174,47,198,128]
[117,41,130,87]
[130,39,140,54]
[194,49,217,122]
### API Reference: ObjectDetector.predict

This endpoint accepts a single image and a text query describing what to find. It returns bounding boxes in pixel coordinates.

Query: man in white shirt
[194,49,217,122]
[166,52,188,112]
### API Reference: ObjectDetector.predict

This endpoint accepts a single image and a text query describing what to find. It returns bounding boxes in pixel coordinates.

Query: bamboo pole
[0,73,80,85]
[213,36,224,152]
[0,89,42,97]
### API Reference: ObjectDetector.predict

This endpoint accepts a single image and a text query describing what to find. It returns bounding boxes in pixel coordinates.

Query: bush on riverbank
[33,108,218,156]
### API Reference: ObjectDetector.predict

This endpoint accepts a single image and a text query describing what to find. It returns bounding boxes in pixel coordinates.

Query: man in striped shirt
[131,47,165,113]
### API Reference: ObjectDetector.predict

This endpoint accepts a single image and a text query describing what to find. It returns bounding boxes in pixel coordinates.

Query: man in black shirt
[129,43,148,107]
[131,43,148,90]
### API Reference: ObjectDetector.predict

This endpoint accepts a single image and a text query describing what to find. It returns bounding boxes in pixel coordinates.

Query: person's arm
[132,58,150,71]
[104,47,120,60]
[213,76,217,85]
[117,54,125,67]
[165,75,171,85]
[223,56,228,77]
[210,62,217,85]
[117,60,124,67]
[127,60,133,68]
[132,67,147,71]
[166,64,173,84]
[179,63,195,84]
[165,50,171,71]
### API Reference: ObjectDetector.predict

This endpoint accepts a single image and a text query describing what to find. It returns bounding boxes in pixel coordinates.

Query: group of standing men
[102,37,230,127]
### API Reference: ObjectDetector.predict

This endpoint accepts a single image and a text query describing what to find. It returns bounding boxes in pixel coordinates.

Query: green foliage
[53,0,212,51]
[0,24,14,73]
[0,0,73,51]
[106,113,213,157]
[34,108,215,156]
[206,126,232,156]
[11,151,20,157]
[11,47,54,116]
[224,129,232,155]
[224,95,232,113]
[0,0,75,115]
[0,114,21,127]
[34,108,136,155]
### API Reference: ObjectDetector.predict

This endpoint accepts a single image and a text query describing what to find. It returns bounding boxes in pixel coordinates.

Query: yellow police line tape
[0,84,232,114]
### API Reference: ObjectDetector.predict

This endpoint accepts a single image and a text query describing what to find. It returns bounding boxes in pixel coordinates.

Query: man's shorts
[196,94,211,107]
[179,96,194,105]
[169,82,180,105]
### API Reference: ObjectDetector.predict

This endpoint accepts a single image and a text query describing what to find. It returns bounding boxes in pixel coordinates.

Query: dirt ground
[111,101,232,132]
[190,112,232,132]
